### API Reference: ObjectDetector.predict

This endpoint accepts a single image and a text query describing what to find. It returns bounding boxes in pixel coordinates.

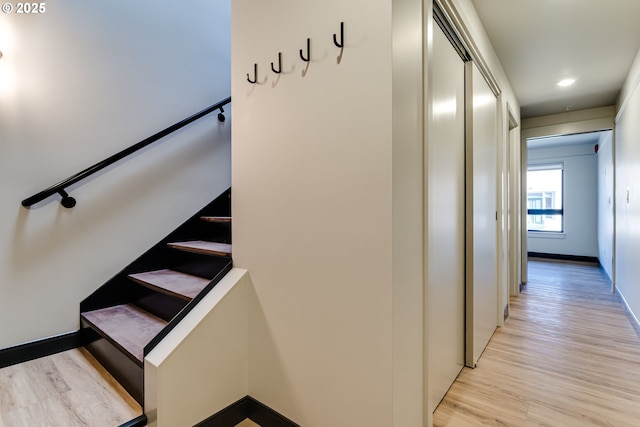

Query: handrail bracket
[58,189,77,209]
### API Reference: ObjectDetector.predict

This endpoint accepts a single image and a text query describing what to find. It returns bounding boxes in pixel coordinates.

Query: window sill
[528,231,566,239]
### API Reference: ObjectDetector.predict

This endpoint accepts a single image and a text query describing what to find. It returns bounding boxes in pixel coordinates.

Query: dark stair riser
[81,260,231,406]
[81,322,144,404]
[81,278,189,322]
[143,260,233,355]
[80,189,231,314]
[80,252,230,315]
[80,189,232,407]
[168,252,234,282]
[135,292,188,323]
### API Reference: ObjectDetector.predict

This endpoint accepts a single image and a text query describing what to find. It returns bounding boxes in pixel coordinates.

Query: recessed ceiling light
[557,78,576,87]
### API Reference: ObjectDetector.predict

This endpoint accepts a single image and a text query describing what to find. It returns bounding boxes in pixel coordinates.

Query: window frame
[526,163,564,233]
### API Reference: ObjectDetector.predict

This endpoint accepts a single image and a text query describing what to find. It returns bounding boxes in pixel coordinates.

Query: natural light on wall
[0,20,17,96]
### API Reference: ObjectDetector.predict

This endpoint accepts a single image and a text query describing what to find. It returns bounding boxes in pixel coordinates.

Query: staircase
[79,189,232,405]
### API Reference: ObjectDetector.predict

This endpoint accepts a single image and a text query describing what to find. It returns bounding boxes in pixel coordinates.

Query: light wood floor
[6,259,639,427]
[0,347,140,426]
[235,420,260,427]
[433,258,640,426]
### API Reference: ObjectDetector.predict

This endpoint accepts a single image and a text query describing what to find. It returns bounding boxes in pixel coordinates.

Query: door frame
[520,108,615,285]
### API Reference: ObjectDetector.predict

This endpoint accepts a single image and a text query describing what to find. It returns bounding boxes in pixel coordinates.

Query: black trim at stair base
[0,331,81,369]
[195,396,299,427]
[528,252,599,264]
[81,320,143,405]
[118,414,148,427]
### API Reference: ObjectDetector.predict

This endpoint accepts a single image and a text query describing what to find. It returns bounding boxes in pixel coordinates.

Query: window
[527,164,563,232]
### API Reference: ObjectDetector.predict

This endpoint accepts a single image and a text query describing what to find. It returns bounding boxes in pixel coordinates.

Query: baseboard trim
[598,260,613,283]
[528,252,599,264]
[615,289,640,338]
[0,331,81,369]
[118,414,147,427]
[195,396,300,427]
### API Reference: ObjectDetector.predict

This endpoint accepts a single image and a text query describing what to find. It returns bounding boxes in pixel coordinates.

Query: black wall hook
[271,52,283,74]
[247,64,258,84]
[333,22,344,48]
[300,38,311,62]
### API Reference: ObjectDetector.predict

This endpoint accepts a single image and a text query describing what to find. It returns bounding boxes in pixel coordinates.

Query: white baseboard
[616,289,640,337]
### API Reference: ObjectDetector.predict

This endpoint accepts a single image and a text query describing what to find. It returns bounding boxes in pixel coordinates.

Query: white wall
[618,46,640,115]
[232,0,518,425]
[615,46,640,325]
[392,0,428,424]
[0,1,231,349]
[145,269,249,427]
[527,143,598,257]
[597,131,614,280]
[232,1,395,425]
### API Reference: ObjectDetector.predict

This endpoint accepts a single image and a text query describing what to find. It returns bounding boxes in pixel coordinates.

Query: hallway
[433,258,640,426]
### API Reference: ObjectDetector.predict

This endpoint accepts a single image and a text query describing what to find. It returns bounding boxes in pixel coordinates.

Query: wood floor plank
[433,258,640,427]
[0,348,140,426]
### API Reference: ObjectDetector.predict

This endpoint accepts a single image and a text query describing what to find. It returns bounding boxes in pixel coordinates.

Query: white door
[465,61,499,367]
[428,22,466,409]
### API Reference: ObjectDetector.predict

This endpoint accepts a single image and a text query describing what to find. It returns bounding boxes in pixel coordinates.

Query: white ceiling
[470,0,640,119]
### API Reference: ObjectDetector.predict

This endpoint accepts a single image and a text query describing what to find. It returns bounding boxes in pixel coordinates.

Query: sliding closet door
[465,61,498,367]
[428,22,466,409]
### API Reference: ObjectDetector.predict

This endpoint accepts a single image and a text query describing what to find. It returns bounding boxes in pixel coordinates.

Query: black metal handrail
[22,96,231,208]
